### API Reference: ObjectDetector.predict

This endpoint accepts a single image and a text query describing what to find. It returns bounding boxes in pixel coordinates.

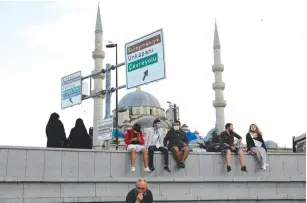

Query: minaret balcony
[91,70,105,79]
[92,50,105,59]
[213,100,227,108]
[212,64,224,72]
[212,82,225,90]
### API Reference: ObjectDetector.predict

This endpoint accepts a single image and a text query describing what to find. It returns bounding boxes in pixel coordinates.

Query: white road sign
[61,71,82,109]
[97,118,113,141]
[125,29,166,89]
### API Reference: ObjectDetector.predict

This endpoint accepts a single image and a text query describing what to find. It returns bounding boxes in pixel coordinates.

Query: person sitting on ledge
[220,123,248,173]
[124,123,150,172]
[126,179,153,203]
[145,119,171,172]
[163,120,190,168]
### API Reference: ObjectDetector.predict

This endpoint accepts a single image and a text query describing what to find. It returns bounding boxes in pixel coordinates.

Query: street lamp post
[106,41,119,150]
[167,101,178,122]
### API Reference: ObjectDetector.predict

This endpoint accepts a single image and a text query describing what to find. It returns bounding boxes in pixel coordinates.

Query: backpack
[202,129,223,152]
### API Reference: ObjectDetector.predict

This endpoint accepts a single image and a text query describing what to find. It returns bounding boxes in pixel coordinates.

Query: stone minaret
[212,22,226,134]
[92,5,105,149]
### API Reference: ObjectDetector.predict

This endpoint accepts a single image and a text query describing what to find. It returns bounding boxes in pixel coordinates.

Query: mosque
[88,5,280,148]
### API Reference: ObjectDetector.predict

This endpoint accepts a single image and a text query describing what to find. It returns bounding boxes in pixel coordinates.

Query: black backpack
[201,128,223,152]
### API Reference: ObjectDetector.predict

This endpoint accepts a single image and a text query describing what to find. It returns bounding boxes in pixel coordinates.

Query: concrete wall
[0,146,305,202]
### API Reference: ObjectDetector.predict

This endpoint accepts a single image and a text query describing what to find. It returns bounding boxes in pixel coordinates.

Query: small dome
[136,117,168,128]
[118,88,161,109]
[265,140,278,148]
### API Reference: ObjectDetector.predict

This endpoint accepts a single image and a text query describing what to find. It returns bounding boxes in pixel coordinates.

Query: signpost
[61,71,82,109]
[125,29,166,89]
[97,117,113,142]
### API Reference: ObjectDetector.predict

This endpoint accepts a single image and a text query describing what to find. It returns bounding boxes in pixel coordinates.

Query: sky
[0,0,306,148]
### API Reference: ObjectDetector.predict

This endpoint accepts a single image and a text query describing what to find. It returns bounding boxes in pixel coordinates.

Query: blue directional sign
[61,71,82,109]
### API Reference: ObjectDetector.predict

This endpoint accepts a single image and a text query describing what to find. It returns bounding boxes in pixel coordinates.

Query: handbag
[253,139,262,147]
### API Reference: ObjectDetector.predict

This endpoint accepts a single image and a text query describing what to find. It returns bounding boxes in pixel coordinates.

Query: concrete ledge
[0,176,305,183]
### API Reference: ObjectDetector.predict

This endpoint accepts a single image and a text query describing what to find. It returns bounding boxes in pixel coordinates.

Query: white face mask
[174,126,180,131]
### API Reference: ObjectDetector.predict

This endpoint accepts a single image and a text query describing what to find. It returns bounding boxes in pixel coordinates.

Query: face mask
[174,126,180,131]
[157,124,161,129]
[134,130,138,134]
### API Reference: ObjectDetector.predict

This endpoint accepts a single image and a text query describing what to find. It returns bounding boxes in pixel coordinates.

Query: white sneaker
[261,164,267,170]
[131,167,136,172]
[144,167,151,172]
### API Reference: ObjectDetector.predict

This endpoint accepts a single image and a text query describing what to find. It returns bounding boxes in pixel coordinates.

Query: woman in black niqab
[68,118,91,149]
[46,112,67,148]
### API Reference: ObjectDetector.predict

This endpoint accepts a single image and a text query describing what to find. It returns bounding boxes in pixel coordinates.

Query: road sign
[61,71,82,109]
[125,29,166,89]
[97,118,113,141]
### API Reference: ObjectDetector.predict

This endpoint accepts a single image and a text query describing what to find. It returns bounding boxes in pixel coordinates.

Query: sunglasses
[137,187,146,190]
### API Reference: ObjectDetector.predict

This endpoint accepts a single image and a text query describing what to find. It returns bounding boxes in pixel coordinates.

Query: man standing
[124,123,150,172]
[145,119,170,172]
[220,123,248,172]
[163,120,190,168]
[126,179,153,203]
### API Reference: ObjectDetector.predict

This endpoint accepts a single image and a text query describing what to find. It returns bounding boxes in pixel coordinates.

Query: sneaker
[131,167,136,172]
[241,165,248,172]
[164,166,171,172]
[261,164,268,170]
[149,166,155,172]
[227,165,232,172]
[179,162,186,168]
[144,167,151,172]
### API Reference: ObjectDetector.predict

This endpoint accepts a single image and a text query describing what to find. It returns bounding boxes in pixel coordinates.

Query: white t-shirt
[144,127,164,149]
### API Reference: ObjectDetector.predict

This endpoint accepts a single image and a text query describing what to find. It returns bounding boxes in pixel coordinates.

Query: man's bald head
[136,178,147,194]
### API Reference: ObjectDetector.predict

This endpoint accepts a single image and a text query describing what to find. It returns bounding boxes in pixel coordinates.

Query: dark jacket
[125,188,153,203]
[163,128,188,148]
[246,133,267,152]
[220,130,242,147]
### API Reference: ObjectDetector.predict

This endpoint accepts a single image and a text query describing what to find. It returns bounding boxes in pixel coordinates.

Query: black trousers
[148,145,169,167]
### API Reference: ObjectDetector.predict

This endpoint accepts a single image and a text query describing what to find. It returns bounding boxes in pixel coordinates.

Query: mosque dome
[118,87,161,109]
[265,140,278,148]
[136,117,169,128]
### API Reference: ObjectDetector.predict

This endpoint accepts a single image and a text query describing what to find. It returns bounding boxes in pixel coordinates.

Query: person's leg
[130,147,136,172]
[171,146,181,163]
[225,149,232,172]
[258,147,267,169]
[138,146,150,172]
[237,149,247,172]
[251,147,261,164]
[158,147,170,172]
[181,146,190,162]
[148,146,155,169]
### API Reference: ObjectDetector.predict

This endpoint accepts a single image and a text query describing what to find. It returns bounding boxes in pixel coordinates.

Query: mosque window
[150,109,153,115]
[129,108,132,115]
[136,108,140,115]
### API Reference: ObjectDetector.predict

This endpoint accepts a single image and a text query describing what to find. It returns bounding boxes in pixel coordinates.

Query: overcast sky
[0,0,306,148]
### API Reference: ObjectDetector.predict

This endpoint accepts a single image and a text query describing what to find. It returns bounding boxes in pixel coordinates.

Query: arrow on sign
[143,69,148,81]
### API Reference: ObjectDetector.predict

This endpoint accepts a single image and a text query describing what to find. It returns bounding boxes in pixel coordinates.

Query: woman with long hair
[246,124,268,170]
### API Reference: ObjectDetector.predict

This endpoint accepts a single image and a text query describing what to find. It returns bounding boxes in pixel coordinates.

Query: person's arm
[163,131,170,147]
[182,132,188,145]
[233,131,242,140]
[139,132,145,145]
[246,133,253,151]
[158,128,164,146]
[144,129,151,149]
[124,131,132,145]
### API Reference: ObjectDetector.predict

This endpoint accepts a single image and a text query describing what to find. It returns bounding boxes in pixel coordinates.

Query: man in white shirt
[145,119,170,172]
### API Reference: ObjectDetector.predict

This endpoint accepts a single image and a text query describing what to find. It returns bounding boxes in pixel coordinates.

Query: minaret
[212,22,226,134]
[92,4,105,149]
